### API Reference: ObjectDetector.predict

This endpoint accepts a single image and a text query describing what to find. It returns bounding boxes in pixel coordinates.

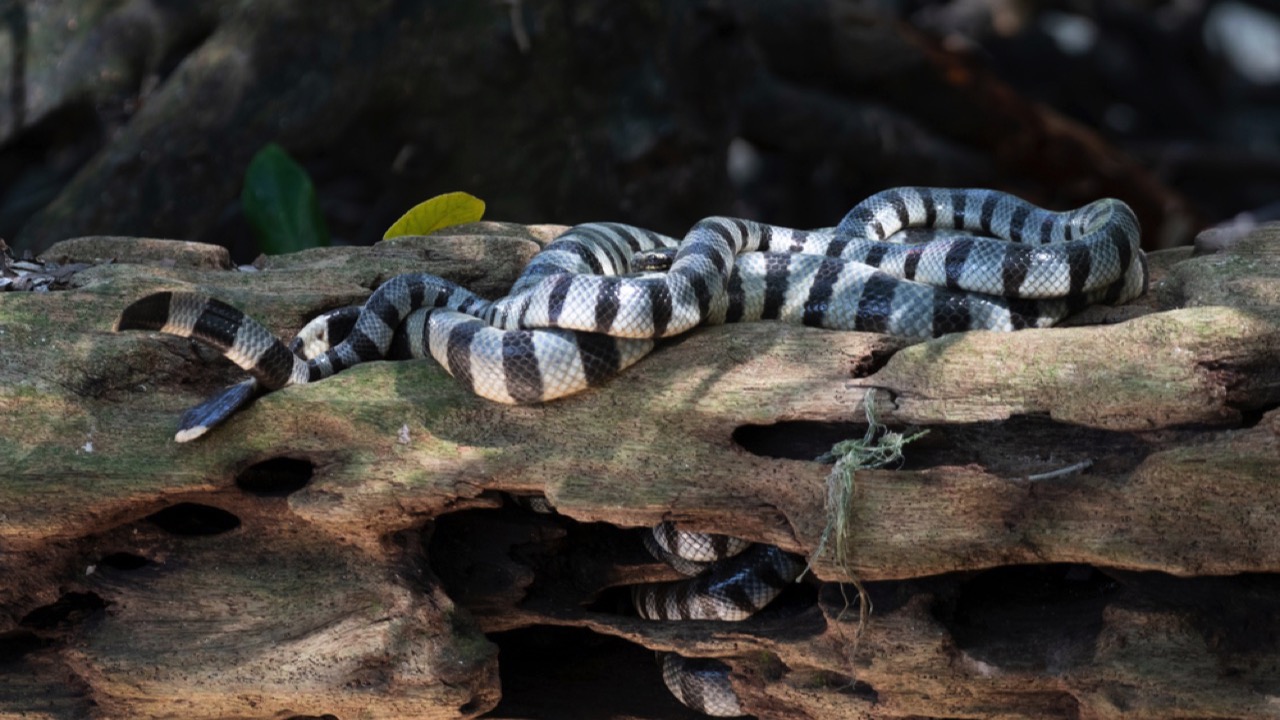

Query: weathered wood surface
[2,223,1279,719]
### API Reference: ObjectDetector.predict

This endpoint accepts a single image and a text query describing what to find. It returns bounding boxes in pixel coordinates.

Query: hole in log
[0,630,49,664]
[430,504,821,636]
[19,592,108,630]
[1108,571,1280,660]
[826,573,959,617]
[732,421,941,468]
[734,416,1156,478]
[144,503,241,536]
[481,625,712,719]
[733,421,866,461]
[429,505,652,622]
[1186,573,1280,658]
[97,552,152,570]
[934,564,1116,673]
[1200,359,1280,426]
[586,583,642,617]
[849,343,901,378]
[1237,401,1278,429]
[236,456,315,496]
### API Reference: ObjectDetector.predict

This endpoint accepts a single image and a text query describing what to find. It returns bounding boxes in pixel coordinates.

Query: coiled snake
[117,186,1145,437]
[115,187,1147,715]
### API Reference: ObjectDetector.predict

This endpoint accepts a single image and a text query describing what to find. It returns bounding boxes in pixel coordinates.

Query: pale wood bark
[2,224,1278,719]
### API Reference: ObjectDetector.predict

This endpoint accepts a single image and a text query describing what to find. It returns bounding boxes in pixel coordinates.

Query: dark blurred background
[1,0,1278,262]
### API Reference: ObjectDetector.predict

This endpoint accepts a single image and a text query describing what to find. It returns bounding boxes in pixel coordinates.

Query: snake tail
[117,292,306,389]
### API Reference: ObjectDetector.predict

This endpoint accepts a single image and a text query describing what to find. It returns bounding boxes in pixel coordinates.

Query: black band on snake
[116,187,1146,440]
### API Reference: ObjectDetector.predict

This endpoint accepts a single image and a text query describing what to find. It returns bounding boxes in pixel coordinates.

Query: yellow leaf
[382,191,486,239]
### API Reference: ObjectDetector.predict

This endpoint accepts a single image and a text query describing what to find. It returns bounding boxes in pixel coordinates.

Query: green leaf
[241,143,330,255]
[383,191,486,240]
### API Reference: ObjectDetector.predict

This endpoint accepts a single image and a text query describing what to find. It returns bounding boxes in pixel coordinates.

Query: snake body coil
[635,522,805,717]
[118,187,1146,440]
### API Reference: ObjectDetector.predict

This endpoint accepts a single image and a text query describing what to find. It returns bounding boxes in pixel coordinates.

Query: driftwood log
[2,222,1279,719]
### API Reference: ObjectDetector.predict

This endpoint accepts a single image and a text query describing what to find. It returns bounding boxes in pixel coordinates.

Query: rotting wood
[2,224,1279,719]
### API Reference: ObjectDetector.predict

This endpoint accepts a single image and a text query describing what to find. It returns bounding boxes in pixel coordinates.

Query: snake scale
[115,186,1147,716]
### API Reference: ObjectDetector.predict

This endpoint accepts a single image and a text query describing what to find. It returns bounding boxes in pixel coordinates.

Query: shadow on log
[2,222,1279,718]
